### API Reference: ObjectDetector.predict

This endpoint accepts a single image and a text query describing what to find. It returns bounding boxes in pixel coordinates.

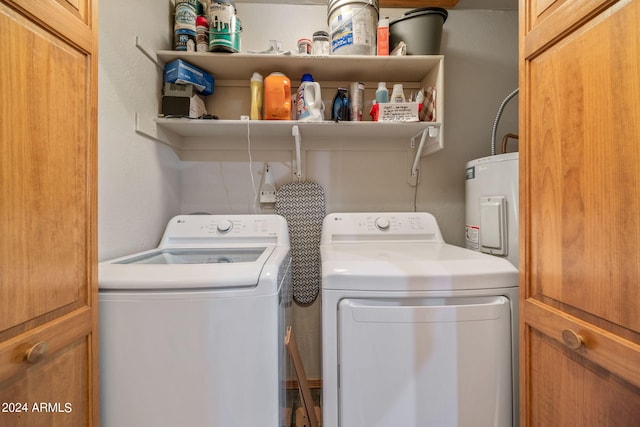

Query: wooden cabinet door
[520,0,640,425]
[0,0,98,425]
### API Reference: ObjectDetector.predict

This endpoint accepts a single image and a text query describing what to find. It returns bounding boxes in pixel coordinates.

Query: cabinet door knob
[562,329,584,350]
[25,341,49,364]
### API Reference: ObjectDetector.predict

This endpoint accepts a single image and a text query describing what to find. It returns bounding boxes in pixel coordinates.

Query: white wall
[98,0,180,261]
[98,1,518,379]
[417,8,519,244]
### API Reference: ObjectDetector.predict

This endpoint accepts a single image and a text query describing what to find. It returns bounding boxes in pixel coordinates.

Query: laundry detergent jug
[295,73,323,122]
[264,72,291,120]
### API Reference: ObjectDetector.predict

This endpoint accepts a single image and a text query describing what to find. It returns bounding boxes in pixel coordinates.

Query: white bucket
[327,0,379,55]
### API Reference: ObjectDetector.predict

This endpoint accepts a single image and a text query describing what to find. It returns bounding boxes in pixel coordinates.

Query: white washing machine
[99,214,291,427]
[321,212,519,427]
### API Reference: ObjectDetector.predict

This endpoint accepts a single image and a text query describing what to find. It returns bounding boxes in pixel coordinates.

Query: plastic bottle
[250,72,263,120]
[264,72,291,120]
[377,17,389,56]
[349,82,365,121]
[391,83,406,103]
[375,82,389,104]
[331,88,350,121]
[296,73,323,122]
[369,100,379,121]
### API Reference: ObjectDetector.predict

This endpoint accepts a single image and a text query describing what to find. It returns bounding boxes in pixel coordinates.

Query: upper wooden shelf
[155,51,443,83]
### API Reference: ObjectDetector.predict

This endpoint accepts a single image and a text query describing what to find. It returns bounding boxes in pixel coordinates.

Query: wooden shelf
[156,51,443,83]
[156,118,440,141]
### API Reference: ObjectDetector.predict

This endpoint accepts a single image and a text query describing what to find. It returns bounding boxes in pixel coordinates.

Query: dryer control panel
[321,212,445,244]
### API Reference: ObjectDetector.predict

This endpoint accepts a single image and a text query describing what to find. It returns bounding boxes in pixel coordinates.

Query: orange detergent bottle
[264,72,291,120]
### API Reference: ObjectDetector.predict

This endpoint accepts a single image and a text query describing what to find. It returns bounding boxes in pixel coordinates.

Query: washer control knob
[375,217,390,230]
[217,219,233,233]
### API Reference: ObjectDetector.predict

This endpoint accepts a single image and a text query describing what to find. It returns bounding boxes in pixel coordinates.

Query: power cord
[246,119,258,214]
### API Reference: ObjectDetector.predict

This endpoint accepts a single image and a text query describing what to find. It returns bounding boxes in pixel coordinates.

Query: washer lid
[99,245,275,290]
[321,242,518,291]
[112,247,266,265]
[99,214,290,291]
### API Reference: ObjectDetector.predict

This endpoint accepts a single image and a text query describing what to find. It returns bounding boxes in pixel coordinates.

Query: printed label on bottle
[329,6,375,53]
[296,89,309,119]
[175,4,197,29]
[330,13,354,51]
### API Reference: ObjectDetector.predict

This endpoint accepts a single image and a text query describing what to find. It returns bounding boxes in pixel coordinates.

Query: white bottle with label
[296,73,323,122]
[391,83,405,103]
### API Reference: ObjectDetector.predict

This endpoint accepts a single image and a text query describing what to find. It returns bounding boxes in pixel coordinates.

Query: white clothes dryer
[99,214,292,427]
[321,212,519,427]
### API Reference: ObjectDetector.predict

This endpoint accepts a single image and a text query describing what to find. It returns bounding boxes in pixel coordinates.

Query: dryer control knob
[375,217,390,230]
[217,219,233,233]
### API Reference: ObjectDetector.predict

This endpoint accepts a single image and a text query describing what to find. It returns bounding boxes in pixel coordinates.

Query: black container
[331,88,350,122]
[389,7,447,55]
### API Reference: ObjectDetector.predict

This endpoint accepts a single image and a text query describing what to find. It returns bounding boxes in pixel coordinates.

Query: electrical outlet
[260,189,276,203]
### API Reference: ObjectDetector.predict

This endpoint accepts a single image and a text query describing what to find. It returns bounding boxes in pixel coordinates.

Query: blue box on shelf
[163,59,214,96]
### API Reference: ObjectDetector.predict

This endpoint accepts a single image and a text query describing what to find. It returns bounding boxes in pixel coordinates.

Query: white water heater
[465,152,519,268]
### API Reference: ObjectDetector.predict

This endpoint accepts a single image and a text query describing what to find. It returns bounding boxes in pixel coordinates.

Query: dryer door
[338,296,512,427]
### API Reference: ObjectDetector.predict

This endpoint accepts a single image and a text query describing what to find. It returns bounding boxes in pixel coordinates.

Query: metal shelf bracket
[408,125,440,186]
[135,36,164,71]
[292,125,303,181]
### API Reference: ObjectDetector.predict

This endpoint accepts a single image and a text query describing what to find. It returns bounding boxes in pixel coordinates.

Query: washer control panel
[159,214,289,245]
[321,213,445,243]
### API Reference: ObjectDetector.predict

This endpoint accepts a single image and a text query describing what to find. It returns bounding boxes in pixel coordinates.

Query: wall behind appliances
[416,8,519,244]
[98,2,518,380]
[98,0,180,261]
